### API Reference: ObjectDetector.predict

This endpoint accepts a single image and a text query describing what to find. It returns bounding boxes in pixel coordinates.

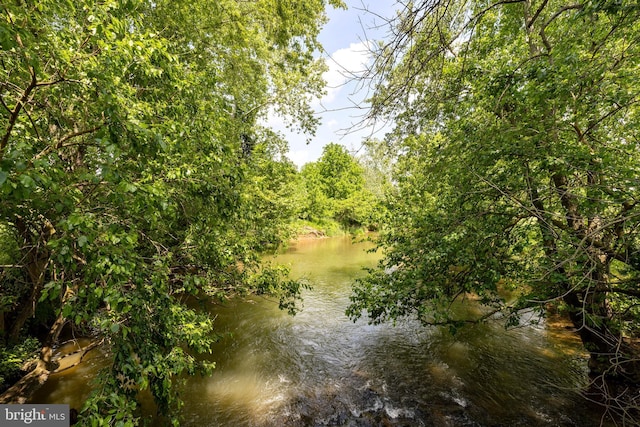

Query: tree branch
[56,124,103,149]
[585,98,639,137]
[33,123,103,161]
[541,3,584,32]
[527,0,550,28]
[0,68,37,161]
[538,4,584,52]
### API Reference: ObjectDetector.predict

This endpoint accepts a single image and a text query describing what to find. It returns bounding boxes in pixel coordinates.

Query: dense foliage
[0,0,341,423]
[298,143,384,231]
[348,0,640,418]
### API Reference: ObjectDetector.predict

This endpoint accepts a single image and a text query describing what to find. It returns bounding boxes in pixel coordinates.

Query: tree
[299,143,379,229]
[348,0,640,419]
[316,143,365,200]
[358,138,394,202]
[300,161,333,222]
[0,0,342,423]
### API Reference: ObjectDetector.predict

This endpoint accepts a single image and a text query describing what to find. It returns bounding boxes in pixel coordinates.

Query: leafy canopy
[348,0,640,406]
[0,0,343,423]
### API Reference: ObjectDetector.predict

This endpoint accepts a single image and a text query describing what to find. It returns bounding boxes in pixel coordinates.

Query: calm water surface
[33,236,607,426]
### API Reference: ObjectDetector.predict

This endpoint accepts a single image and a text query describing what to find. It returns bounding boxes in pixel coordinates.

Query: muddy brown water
[32,236,608,426]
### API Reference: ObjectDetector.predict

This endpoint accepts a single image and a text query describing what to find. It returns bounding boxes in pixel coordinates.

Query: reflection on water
[33,236,606,426]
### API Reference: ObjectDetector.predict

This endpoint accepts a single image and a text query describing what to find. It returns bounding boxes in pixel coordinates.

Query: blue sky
[269,1,399,167]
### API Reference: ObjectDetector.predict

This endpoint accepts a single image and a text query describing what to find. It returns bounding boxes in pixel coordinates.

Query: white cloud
[260,42,378,168]
[322,41,373,104]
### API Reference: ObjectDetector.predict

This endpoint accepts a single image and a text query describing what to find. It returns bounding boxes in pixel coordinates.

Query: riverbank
[295,225,328,240]
[291,219,373,241]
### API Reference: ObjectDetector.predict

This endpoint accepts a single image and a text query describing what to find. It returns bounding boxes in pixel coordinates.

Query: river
[32,236,608,426]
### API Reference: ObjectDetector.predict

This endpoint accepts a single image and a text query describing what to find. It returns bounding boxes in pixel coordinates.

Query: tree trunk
[8,218,50,343]
[529,168,639,381]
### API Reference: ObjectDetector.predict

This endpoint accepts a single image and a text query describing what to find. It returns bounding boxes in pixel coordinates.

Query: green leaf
[19,174,34,188]
[62,304,73,318]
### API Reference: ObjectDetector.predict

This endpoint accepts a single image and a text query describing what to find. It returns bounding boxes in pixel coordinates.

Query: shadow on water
[32,236,610,426]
